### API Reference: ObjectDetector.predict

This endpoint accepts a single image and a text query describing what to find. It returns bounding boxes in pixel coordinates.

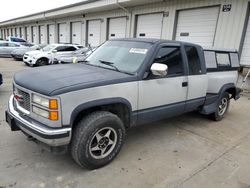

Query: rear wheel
[210,92,230,121]
[70,111,126,169]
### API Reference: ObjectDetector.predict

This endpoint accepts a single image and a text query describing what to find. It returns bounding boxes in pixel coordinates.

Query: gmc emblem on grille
[14,93,24,103]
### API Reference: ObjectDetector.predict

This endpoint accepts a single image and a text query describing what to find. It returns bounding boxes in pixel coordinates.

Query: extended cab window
[216,53,230,66]
[185,46,202,75]
[154,47,183,76]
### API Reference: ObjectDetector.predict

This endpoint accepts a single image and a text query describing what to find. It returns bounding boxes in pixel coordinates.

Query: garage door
[108,17,127,39]
[59,23,67,43]
[71,22,82,44]
[26,27,32,42]
[175,6,219,47]
[9,28,12,36]
[39,25,46,44]
[21,27,25,39]
[48,24,55,44]
[12,28,15,37]
[136,13,163,38]
[88,20,101,47]
[32,26,38,43]
[240,13,250,66]
[16,28,20,38]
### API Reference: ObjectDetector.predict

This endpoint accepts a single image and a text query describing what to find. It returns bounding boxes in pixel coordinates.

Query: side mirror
[150,63,168,76]
[52,50,57,53]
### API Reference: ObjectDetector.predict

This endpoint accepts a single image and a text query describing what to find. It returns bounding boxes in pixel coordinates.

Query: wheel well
[225,87,236,99]
[72,103,131,130]
[37,57,49,63]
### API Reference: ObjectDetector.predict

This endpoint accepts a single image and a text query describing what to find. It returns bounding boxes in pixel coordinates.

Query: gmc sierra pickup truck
[5,38,241,169]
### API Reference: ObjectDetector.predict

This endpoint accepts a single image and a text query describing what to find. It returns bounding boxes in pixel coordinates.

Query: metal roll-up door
[71,22,82,44]
[87,20,101,47]
[175,6,220,47]
[136,13,163,38]
[21,27,25,39]
[32,26,37,43]
[39,25,46,44]
[240,12,250,66]
[26,27,32,42]
[59,23,67,43]
[16,28,21,38]
[48,24,55,44]
[108,17,127,39]
[12,28,16,37]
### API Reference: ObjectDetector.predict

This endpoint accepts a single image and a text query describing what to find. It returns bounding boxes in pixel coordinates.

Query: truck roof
[111,38,202,47]
[203,47,238,53]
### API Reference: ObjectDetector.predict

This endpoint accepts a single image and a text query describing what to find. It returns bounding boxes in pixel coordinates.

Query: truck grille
[16,88,30,111]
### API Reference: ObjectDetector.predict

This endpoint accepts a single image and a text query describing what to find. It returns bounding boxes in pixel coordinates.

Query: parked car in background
[11,44,46,60]
[53,47,95,64]
[0,41,30,58]
[6,36,33,47]
[23,44,83,66]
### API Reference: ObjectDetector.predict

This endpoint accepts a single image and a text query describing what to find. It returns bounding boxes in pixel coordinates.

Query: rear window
[216,53,230,66]
[204,51,217,68]
[230,53,240,68]
[204,50,239,71]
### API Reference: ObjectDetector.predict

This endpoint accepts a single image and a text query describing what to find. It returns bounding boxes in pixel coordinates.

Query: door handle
[182,82,188,87]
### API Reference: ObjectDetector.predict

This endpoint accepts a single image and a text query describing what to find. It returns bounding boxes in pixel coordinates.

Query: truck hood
[14,64,136,96]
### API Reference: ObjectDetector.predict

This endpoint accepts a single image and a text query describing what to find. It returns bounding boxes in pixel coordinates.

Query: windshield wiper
[99,60,120,71]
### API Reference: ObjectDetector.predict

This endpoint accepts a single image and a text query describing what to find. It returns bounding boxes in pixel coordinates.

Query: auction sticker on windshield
[129,48,148,54]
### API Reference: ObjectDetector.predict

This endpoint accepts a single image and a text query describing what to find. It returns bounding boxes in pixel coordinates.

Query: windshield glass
[85,41,152,74]
[42,45,56,52]
[11,37,27,42]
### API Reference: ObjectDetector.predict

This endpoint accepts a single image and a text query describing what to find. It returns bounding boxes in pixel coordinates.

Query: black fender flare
[200,83,237,115]
[69,97,133,127]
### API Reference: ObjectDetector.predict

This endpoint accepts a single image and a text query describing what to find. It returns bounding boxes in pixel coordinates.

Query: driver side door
[137,45,188,124]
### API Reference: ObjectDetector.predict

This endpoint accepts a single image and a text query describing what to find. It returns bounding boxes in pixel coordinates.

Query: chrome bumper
[6,95,71,146]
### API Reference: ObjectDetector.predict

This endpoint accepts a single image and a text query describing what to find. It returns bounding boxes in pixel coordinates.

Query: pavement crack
[177,132,250,187]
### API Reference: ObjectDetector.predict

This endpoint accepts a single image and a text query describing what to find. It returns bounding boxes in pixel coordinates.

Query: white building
[0,0,250,65]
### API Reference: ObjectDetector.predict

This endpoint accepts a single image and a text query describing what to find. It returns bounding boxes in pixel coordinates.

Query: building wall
[0,0,248,51]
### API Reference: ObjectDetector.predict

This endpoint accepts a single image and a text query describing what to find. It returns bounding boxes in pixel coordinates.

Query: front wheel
[210,92,230,121]
[36,58,48,66]
[70,111,126,169]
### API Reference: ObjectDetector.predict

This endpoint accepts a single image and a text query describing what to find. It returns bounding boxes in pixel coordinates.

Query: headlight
[32,106,49,118]
[33,94,49,107]
[32,106,58,121]
[32,94,58,109]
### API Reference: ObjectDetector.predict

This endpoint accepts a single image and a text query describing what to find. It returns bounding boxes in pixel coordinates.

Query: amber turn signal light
[49,111,58,121]
[49,99,58,109]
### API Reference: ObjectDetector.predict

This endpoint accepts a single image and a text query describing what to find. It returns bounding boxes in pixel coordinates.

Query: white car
[23,44,83,66]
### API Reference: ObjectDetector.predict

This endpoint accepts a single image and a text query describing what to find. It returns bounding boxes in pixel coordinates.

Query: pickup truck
[5,38,241,169]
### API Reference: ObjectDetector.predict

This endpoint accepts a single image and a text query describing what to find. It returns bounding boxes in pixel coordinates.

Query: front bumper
[23,55,36,65]
[5,95,71,146]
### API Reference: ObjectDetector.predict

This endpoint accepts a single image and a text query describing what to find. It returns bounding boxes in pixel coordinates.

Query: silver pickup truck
[5,38,241,169]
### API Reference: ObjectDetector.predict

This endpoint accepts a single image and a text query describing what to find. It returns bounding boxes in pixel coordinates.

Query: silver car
[0,41,29,58]
[11,44,46,60]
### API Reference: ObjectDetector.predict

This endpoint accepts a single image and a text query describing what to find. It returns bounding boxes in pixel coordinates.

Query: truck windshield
[85,40,152,74]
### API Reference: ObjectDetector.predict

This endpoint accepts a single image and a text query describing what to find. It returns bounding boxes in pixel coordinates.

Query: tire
[70,111,126,169]
[36,58,48,66]
[210,92,230,121]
